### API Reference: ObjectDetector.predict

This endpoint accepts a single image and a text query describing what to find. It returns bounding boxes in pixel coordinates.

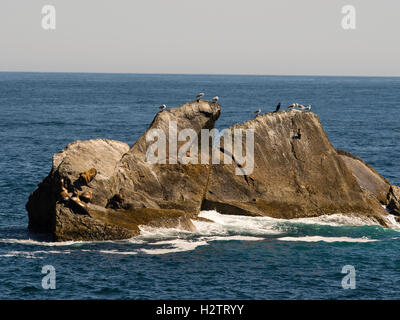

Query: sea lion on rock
[59,178,70,202]
[80,190,93,203]
[79,168,97,186]
[106,193,124,209]
[69,190,90,215]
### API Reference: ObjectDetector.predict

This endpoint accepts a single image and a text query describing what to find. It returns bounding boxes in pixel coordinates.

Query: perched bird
[158,104,166,111]
[274,102,281,112]
[212,96,219,103]
[297,104,306,110]
[304,105,312,111]
[196,92,205,102]
[288,103,297,110]
[254,109,261,116]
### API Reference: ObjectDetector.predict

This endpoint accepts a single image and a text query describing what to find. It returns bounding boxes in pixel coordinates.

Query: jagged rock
[26,101,220,241]
[108,100,220,214]
[26,102,392,242]
[26,139,130,235]
[387,186,400,215]
[337,149,390,203]
[203,110,387,224]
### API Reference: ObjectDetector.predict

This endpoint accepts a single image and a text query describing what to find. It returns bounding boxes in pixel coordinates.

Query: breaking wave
[1,210,395,257]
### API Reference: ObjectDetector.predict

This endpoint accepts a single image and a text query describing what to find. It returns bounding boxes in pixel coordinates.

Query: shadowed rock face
[26,139,130,236]
[387,186,400,216]
[26,101,220,241]
[203,110,387,223]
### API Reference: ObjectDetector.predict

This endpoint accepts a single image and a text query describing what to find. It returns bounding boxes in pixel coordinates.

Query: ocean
[0,72,400,299]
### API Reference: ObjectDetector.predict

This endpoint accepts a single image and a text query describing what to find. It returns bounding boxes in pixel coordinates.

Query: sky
[0,0,399,76]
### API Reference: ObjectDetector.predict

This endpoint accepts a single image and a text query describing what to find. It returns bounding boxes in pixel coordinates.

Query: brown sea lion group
[58,168,96,214]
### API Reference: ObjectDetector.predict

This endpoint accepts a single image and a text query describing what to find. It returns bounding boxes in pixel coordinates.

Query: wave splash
[0,210,390,257]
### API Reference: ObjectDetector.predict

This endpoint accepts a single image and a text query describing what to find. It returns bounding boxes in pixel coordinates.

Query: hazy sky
[0,0,399,76]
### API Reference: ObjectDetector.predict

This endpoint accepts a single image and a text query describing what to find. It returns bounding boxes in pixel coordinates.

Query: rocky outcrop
[203,110,387,224]
[27,102,394,241]
[336,149,400,217]
[387,186,400,216]
[337,149,391,203]
[26,101,220,241]
[26,139,130,235]
[108,100,220,214]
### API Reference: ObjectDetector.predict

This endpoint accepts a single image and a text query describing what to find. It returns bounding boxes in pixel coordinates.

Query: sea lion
[59,178,70,202]
[69,190,91,215]
[106,193,124,209]
[79,168,97,186]
[80,190,93,203]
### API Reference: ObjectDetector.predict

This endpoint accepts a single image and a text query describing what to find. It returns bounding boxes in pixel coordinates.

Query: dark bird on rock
[196,93,205,102]
[274,102,281,112]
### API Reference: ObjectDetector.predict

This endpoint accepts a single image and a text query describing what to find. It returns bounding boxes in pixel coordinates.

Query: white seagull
[158,104,167,111]
[212,96,219,102]
[254,109,261,116]
[304,105,312,111]
[288,103,297,110]
[196,92,205,102]
[297,104,306,110]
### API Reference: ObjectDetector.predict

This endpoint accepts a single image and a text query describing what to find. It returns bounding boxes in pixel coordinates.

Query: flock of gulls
[158,93,311,118]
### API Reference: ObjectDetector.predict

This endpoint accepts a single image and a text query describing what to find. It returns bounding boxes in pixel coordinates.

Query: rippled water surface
[0,72,399,299]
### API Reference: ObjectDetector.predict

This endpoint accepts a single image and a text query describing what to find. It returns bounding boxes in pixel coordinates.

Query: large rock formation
[26,101,220,241]
[26,102,396,241]
[387,186,400,216]
[203,110,388,225]
[336,149,391,204]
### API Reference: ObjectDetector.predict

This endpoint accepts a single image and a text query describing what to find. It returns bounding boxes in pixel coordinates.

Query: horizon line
[0,70,399,78]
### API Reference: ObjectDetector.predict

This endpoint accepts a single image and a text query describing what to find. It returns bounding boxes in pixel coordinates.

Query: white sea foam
[278,236,378,243]
[381,206,400,231]
[194,210,282,236]
[289,214,379,227]
[0,210,385,257]
[98,250,137,255]
[140,239,209,255]
[0,238,88,246]
[204,235,264,242]
[0,250,71,258]
[138,226,193,240]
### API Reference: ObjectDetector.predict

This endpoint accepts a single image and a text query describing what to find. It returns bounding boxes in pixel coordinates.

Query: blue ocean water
[0,72,400,299]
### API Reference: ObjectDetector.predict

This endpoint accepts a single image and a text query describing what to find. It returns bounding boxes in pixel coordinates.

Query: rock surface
[26,101,220,241]
[387,186,400,216]
[26,139,130,235]
[108,100,220,214]
[337,149,390,203]
[27,102,393,241]
[203,110,387,224]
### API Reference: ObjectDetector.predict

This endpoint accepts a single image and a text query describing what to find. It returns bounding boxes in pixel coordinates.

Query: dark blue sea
[1,72,400,299]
